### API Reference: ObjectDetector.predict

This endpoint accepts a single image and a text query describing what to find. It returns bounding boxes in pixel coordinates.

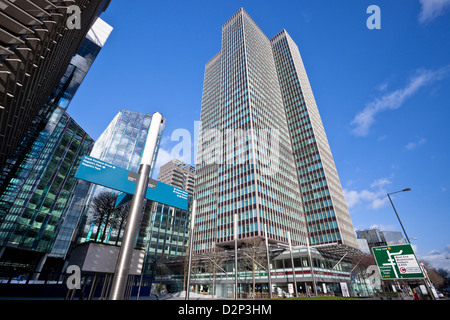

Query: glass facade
[0,113,94,253]
[0,19,112,263]
[0,18,112,199]
[140,199,192,276]
[356,227,406,251]
[0,1,111,169]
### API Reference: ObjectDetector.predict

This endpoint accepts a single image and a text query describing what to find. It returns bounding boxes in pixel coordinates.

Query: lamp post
[387,188,411,244]
[386,189,435,300]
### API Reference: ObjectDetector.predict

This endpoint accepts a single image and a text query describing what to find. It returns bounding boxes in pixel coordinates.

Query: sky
[67,0,450,271]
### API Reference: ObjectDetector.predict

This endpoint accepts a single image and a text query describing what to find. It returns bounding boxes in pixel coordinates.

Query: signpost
[372,244,424,280]
[74,112,187,300]
[107,111,163,300]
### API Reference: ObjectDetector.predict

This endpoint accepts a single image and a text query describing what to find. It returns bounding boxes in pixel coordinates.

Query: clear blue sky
[68,0,450,271]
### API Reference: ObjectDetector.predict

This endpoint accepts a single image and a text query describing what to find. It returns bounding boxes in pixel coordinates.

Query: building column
[32,253,48,280]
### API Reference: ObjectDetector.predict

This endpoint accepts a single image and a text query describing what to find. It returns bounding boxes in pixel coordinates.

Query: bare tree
[241,238,266,299]
[182,247,190,292]
[113,202,129,245]
[422,261,446,290]
[154,254,171,294]
[204,246,226,298]
[89,191,117,242]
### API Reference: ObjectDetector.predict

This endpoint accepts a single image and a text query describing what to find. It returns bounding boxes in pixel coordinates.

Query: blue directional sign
[75,155,189,210]
[115,193,133,208]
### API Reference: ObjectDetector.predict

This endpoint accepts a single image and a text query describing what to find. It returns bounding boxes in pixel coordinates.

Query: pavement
[132,291,229,300]
[1,291,444,301]
[132,291,421,300]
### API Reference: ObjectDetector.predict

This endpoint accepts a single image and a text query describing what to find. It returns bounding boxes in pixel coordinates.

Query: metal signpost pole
[234,213,238,300]
[185,199,197,300]
[109,112,163,300]
[264,224,272,299]
[387,189,435,300]
[306,237,317,296]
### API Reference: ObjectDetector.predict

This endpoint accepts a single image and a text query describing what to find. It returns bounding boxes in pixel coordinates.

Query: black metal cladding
[0,0,109,169]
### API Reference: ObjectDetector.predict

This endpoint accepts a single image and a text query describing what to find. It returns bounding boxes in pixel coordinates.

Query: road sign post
[372,244,439,299]
[185,199,196,300]
[372,244,424,280]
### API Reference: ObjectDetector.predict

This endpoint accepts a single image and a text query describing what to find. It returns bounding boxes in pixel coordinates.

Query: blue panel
[75,156,136,194]
[145,181,189,211]
[75,156,188,210]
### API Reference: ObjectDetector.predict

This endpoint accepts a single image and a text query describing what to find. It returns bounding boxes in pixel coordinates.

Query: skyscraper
[195,8,308,253]
[194,8,358,254]
[271,30,358,249]
[0,0,111,169]
[0,17,113,200]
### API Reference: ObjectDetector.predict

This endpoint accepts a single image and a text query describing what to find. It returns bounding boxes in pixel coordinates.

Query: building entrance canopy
[311,243,375,269]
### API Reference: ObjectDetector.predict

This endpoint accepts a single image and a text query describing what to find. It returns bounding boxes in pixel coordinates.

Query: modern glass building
[141,198,192,280]
[0,17,113,275]
[67,109,166,246]
[356,227,406,251]
[0,113,94,274]
[194,8,358,254]
[63,109,192,284]
[0,17,113,196]
[0,0,111,169]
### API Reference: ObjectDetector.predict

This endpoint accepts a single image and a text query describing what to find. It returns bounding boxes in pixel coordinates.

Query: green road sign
[372,244,424,280]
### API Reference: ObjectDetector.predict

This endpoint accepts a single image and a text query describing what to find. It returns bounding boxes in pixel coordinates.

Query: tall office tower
[0,18,112,274]
[0,0,111,169]
[0,113,93,274]
[194,8,358,254]
[158,159,196,196]
[194,8,308,253]
[271,30,358,249]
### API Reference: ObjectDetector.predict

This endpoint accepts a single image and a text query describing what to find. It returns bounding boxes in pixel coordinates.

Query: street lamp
[386,190,436,300]
[387,188,411,243]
